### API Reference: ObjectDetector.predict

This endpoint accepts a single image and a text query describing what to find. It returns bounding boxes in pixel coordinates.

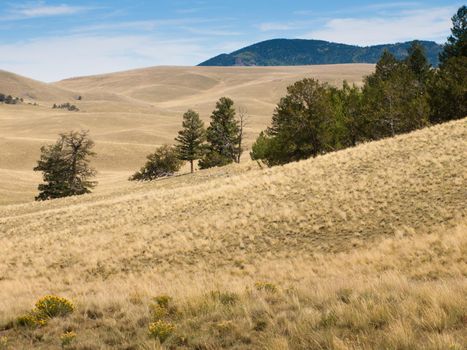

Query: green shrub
[130,145,183,181]
[255,282,277,293]
[210,291,238,306]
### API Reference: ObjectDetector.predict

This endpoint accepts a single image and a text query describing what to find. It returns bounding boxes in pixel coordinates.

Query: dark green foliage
[52,102,79,111]
[406,42,432,83]
[428,56,467,123]
[252,46,434,166]
[199,97,240,169]
[439,5,466,65]
[130,145,183,181]
[251,79,339,166]
[334,82,366,147]
[363,60,429,138]
[34,130,97,201]
[0,93,21,104]
[175,109,205,173]
[199,39,443,67]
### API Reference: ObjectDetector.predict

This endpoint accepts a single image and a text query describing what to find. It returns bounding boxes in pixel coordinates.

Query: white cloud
[0,35,212,82]
[304,6,454,45]
[2,3,90,20]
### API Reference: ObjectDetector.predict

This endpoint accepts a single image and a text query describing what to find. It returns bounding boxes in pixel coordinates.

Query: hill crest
[198,38,443,67]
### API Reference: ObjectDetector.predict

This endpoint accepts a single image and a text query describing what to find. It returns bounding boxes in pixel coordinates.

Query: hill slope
[0,70,77,102]
[199,39,443,67]
[0,119,466,349]
[0,64,374,205]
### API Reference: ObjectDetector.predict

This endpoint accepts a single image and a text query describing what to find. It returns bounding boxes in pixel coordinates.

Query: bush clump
[148,320,175,343]
[255,282,277,293]
[60,331,77,348]
[35,295,75,318]
[130,145,183,181]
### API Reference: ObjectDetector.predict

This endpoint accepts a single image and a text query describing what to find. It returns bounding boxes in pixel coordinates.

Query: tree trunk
[190,160,194,173]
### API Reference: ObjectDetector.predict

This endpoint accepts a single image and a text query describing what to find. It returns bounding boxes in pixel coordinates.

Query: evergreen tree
[34,130,96,200]
[199,97,240,169]
[251,78,337,166]
[406,41,431,83]
[428,56,467,123]
[373,50,399,81]
[130,145,183,181]
[439,5,467,65]
[175,109,205,173]
[334,81,366,147]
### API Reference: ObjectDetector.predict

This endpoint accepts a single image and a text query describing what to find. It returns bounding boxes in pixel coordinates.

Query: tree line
[0,93,23,104]
[33,6,466,200]
[33,97,247,200]
[251,6,466,166]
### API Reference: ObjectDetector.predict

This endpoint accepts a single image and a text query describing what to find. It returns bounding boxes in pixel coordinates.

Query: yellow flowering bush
[16,312,47,328]
[60,331,77,348]
[148,320,175,343]
[35,295,74,318]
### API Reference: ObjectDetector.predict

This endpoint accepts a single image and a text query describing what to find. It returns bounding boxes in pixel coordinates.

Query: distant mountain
[198,39,443,67]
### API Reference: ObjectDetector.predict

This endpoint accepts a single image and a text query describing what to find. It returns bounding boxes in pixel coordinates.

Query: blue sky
[0,0,462,81]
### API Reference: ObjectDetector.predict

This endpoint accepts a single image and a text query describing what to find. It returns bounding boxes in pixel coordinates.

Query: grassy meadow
[0,118,465,349]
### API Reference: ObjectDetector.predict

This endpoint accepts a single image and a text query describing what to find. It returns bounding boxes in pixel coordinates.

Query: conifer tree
[406,41,431,83]
[34,130,97,200]
[199,97,240,169]
[175,109,205,173]
[439,5,466,65]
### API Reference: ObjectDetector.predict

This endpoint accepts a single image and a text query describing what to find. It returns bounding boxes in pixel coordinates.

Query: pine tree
[175,109,205,173]
[373,50,399,81]
[406,41,431,83]
[439,5,466,65]
[34,130,97,200]
[199,97,240,169]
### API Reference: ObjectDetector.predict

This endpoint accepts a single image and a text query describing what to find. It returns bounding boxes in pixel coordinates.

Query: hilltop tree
[34,130,97,200]
[439,5,466,65]
[175,109,205,173]
[199,97,240,169]
[251,78,338,166]
[130,145,183,181]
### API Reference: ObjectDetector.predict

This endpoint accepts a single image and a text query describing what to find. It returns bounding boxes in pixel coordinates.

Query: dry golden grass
[0,118,466,349]
[0,64,373,204]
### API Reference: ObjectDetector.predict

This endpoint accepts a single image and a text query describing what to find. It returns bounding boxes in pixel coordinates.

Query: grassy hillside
[0,119,465,349]
[198,39,443,67]
[0,64,373,205]
[0,70,76,103]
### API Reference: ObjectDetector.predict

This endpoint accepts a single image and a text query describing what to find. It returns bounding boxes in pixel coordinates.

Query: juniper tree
[199,97,240,169]
[175,109,205,173]
[34,130,97,200]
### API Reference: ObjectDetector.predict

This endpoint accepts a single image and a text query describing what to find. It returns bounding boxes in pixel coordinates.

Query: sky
[0,0,462,82]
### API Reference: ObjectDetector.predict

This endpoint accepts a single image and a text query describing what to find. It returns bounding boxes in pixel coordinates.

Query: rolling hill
[0,64,374,205]
[0,70,77,103]
[198,39,443,67]
[0,118,465,349]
